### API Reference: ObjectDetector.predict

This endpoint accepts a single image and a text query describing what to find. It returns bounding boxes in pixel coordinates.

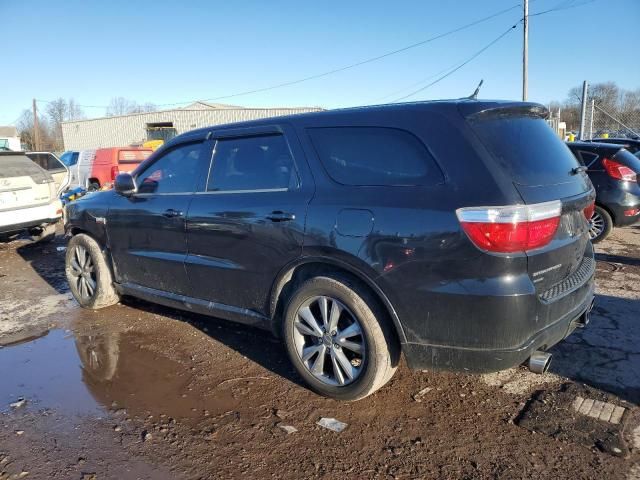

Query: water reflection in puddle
[0,327,235,420]
[0,330,101,415]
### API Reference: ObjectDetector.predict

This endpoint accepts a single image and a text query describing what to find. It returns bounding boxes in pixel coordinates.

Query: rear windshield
[26,152,65,172]
[118,150,152,164]
[307,127,443,186]
[0,155,51,183]
[469,115,580,186]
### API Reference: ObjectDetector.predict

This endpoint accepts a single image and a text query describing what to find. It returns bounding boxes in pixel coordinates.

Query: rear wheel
[88,181,100,192]
[283,275,398,400]
[589,206,613,243]
[65,234,119,309]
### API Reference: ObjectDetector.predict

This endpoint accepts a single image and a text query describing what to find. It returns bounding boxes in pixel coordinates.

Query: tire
[589,205,613,244]
[65,233,119,309]
[29,223,57,243]
[283,275,399,401]
[88,182,100,192]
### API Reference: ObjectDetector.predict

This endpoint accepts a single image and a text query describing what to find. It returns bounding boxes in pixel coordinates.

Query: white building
[61,102,322,151]
[0,126,21,151]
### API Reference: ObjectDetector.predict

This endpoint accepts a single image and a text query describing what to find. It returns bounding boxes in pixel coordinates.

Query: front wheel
[589,206,613,243]
[65,234,120,309]
[283,275,399,401]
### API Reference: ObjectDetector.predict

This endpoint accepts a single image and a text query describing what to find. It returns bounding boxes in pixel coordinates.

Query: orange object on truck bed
[89,147,152,189]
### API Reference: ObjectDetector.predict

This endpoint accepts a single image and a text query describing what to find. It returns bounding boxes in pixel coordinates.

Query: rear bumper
[599,186,640,226]
[0,201,62,234]
[401,254,596,373]
[403,283,594,372]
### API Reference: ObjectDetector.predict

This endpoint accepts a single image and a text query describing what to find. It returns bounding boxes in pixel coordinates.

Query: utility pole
[589,99,595,140]
[522,0,529,101]
[32,98,40,151]
[579,81,589,140]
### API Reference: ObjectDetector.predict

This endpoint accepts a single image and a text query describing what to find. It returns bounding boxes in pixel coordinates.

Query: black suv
[64,101,596,400]
[566,142,640,242]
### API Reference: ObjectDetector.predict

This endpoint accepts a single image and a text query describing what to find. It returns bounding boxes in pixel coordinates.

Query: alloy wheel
[589,211,605,240]
[69,245,97,301]
[292,296,365,386]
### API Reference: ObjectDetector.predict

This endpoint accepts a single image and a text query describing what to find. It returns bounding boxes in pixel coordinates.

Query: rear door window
[307,127,443,186]
[207,134,297,192]
[469,115,580,186]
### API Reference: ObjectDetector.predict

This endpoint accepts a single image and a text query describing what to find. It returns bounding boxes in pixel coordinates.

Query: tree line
[549,81,640,135]
[16,97,157,151]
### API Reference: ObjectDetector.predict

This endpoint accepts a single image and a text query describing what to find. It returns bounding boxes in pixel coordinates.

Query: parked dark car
[64,100,596,400]
[584,137,640,155]
[566,141,640,242]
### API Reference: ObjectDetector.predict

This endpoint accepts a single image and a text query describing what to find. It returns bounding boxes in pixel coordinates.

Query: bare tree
[106,97,156,116]
[16,109,56,151]
[44,98,85,150]
[552,81,640,133]
[106,97,136,116]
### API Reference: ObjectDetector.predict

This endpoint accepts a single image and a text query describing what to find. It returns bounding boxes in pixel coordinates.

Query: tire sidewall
[282,276,386,400]
[65,234,117,309]
[591,206,613,244]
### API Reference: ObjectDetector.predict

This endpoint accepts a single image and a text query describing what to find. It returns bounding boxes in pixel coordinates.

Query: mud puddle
[0,327,236,422]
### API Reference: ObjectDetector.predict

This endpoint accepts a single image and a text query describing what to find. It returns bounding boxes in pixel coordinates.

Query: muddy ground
[1,226,639,479]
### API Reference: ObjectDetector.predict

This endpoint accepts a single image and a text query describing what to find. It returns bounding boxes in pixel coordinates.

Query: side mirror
[114,173,137,196]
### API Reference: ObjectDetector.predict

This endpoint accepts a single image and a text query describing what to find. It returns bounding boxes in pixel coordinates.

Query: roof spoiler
[460,102,549,121]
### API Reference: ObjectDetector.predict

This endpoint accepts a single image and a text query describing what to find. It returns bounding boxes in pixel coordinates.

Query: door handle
[265,211,295,222]
[163,209,184,218]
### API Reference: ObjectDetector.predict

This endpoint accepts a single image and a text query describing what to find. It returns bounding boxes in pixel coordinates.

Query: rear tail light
[602,158,637,181]
[110,166,119,181]
[624,208,640,217]
[456,200,561,253]
[583,202,595,220]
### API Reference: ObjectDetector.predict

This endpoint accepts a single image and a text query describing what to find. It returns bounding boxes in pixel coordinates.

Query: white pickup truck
[0,152,63,242]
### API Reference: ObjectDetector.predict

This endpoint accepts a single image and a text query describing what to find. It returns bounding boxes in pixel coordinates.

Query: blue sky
[0,0,638,124]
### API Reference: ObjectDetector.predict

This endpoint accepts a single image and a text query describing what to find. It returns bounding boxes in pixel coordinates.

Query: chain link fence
[584,103,640,140]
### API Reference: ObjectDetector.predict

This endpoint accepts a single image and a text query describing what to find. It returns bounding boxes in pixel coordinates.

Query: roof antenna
[468,79,483,100]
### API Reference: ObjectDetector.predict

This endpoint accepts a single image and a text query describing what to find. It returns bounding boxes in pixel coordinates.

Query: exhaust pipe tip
[528,351,552,374]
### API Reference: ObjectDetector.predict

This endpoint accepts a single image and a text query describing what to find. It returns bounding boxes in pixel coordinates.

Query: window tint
[307,127,442,186]
[207,134,296,192]
[136,142,203,194]
[469,116,580,186]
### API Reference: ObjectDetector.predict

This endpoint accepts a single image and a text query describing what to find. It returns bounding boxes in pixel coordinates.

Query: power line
[36,3,522,110]
[31,0,600,114]
[378,0,598,103]
[390,23,520,103]
[529,0,598,17]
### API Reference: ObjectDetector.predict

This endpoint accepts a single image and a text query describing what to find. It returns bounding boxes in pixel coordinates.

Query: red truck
[88,147,152,190]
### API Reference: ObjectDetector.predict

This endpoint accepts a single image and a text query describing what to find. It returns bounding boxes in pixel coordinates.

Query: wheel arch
[269,257,407,345]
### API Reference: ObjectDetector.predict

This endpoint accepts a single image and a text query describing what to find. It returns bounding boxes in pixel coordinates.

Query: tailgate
[0,175,49,212]
[465,103,595,292]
